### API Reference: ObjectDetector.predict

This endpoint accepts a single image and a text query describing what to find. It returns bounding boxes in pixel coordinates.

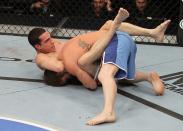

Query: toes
[86,120,97,126]
[155,90,164,96]
[161,20,171,28]
[149,72,165,95]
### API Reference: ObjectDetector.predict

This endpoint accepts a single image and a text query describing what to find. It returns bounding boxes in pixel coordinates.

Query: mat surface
[0,35,182,131]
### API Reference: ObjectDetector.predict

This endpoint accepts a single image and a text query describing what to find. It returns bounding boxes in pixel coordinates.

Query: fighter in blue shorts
[78,8,164,126]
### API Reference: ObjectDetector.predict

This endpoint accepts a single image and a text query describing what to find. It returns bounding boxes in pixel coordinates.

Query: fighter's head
[28,28,55,53]
[43,70,82,86]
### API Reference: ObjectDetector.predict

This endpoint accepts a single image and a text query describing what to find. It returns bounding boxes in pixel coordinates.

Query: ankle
[147,72,153,83]
[149,29,156,37]
[102,110,115,116]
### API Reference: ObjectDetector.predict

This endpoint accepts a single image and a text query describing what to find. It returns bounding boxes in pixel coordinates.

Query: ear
[34,44,41,50]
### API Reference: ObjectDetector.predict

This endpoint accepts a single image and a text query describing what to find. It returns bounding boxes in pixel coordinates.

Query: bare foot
[148,72,165,95]
[112,8,129,29]
[151,20,171,42]
[86,112,116,126]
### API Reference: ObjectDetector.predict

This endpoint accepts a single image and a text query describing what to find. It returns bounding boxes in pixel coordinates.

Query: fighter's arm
[76,67,97,90]
[35,53,64,72]
[64,59,97,90]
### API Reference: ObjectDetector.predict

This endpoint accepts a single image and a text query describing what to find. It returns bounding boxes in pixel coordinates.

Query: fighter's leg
[78,8,129,68]
[86,64,118,126]
[100,20,171,42]
[128,71,165,95]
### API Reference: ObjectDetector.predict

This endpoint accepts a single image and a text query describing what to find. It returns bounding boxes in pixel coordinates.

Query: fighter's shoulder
[35,53,54,63]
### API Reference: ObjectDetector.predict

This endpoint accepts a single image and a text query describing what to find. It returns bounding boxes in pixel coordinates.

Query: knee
[106,20,112,25]
[98,69,115,82]
[98,71,105,82]
[102,20,113,30]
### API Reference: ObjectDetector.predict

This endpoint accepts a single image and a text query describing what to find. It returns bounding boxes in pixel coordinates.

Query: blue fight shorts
[102,31,137,80]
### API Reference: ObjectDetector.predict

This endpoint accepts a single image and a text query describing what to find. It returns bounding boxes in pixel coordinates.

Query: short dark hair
[28,28,46,48]
[43,70,82,86]
[44,70,65,86]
